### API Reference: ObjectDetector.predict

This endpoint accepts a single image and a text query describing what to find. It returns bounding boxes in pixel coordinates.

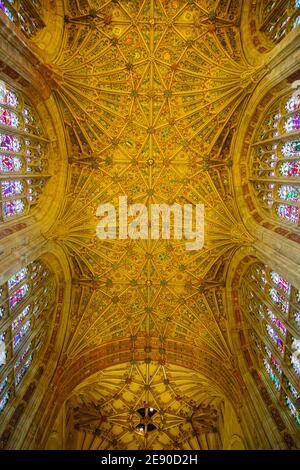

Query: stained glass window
[0,155,22,173]
[291,338,300,376]
[251,93,300,227]
[241,263,300,428]
[266,324,285,354]
[9,283,29,309]
[14,342,31,370]
[277,185,300,202]
[266,309,287,336]
[259,0,300,44]
[8,267,28,290]
[0,259,56,414]
[286,396,300,426]
[13,319,31,350]
[0,80,48,223]
[15,355,32,386]
[270,272,291,294]
[0,1,45,38]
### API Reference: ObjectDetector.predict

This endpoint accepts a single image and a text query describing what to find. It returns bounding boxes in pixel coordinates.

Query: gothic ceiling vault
[44,0,263,448]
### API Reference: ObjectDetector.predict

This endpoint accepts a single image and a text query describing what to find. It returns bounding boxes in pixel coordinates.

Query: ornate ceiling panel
[45,0,261,444]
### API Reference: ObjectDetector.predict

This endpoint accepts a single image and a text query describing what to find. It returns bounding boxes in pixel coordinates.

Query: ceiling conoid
[47,0,259,433]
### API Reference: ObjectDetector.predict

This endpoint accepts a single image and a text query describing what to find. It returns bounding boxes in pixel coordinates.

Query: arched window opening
[0,80,49,223]
[251,92,300,227]
[0,259,56,414]
[240,264,300,428]
[259,0,300,44]
[0,0,45,37]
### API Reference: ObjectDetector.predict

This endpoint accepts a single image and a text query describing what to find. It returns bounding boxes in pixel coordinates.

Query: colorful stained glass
[1,180,23,198]
[0,333,6,366]
[281,140,300,158]
[269,287,289,314]
[265,346,282,374]
[8,267,28,290]
[261,269,267,285]
[266,324,284,354]
[278,185,300,202]
[0,107,19,128]
[270,272,291,294]
[0,154,22,173]
[13,319,30,350]
[11,305,30,331]
[277,204,299,224]
[0,376,7,394]
[15,355,32,385]
[270,113,280,129]
[0,392,10,413]
[266,309,287,336]
[9,283,29,309]
[280,160,300,177]
[293,15,300,29]
[286,396,300,426]
[263,358,281,390]
[284,114,300,133]
[14,342,31,370]
[295,0,300,8]
[0,133,21,152]
[0,82,18,108]
[250,330,262,351]
[286,95,300,113]
[291,338,300,376]
[3,199,25,218]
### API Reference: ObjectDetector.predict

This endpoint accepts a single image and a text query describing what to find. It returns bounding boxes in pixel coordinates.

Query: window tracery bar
[0,0,45,38]
[251,92,300,227]
[0,80,50,223]
[241,264,300,428]
[0,259,56,414]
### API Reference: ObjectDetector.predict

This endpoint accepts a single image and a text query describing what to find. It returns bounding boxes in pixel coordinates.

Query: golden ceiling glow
[45,0,263,449]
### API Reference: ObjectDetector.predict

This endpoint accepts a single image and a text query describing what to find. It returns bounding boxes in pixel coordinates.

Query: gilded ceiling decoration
[45,0,262,446]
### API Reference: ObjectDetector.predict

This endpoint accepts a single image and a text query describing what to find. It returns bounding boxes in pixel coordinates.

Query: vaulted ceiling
[63,362,243,450]
[46,0,260,448]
